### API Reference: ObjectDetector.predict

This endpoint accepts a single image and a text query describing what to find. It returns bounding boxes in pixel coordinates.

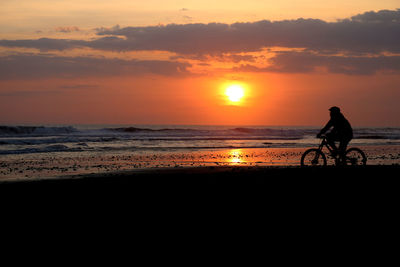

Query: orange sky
[1,1,400,126]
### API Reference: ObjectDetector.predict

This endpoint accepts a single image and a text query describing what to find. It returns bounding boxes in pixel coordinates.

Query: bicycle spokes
[344,148,367,166]
[301,148,327,167]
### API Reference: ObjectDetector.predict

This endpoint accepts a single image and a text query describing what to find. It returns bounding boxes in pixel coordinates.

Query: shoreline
[1,144,399,180]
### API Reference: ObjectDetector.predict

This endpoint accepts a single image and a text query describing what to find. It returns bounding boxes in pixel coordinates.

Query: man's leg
[326,132,338,154]
[338,138,350,158]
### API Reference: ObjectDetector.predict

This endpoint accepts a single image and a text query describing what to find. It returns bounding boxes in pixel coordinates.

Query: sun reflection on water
[227,149,245,165]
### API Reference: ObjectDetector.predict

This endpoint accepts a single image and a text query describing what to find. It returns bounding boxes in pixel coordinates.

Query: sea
[1,124,399,156]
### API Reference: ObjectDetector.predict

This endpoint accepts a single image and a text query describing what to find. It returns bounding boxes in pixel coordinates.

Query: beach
[1,125,399,189]
[2,145,399,222]
[1,145,399,182]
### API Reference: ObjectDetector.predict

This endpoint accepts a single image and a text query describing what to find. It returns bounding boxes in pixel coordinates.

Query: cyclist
[316,106,353,158]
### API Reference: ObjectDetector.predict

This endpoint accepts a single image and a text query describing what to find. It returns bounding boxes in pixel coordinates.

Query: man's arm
[317,120,333,137]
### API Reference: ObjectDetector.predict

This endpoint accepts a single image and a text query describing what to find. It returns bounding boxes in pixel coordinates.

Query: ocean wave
[1,125,400,149]
[2,125,400,138]
[0,138,399,155]
[0,126,78,136]
[0,144,83,155]
[354,128,400,140]
[109,126,198,133]
[106,126,316,138]
[231,127,311,135]
[0,136,118,145]
[356,135,388,139]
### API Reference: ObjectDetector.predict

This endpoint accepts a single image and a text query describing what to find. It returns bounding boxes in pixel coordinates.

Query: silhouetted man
[317,106,353,157]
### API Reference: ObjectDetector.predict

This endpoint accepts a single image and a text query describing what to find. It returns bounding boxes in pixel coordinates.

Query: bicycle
[301,135,367,167]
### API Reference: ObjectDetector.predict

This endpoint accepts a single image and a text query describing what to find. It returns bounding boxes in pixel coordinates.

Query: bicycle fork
[312,145,324,165]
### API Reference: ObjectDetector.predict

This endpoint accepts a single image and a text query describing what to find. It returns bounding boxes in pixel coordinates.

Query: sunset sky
[1,0,399,126]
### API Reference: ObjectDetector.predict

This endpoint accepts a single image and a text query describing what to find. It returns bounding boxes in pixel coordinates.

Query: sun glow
[227,149,244,165]
[225,85,245,103]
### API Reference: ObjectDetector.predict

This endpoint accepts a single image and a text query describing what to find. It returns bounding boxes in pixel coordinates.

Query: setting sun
[225,85,245,103]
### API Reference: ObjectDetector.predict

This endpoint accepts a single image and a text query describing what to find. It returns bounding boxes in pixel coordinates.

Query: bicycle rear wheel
[344,148,367,166]
[301,149,327,167]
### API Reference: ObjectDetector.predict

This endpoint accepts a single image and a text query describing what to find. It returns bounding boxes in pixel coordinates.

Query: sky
[0,0,400,126]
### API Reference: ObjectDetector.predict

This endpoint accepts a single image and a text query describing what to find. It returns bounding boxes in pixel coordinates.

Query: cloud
[2,9,399,55]
[93,9,400,54]
[55,26,80,33]
[224,54,256,63]
[235,51,400,75]
[0,38,84,51]
[95,25,120,35]
[350,9,400,23]
[1,9,400,76]
[0,54,191,80]
[183,15,193,21]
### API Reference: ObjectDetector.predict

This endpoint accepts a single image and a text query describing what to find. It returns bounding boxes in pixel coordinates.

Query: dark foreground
[1,165,399,236]
[1,166,397,262]
[1,165,399,195]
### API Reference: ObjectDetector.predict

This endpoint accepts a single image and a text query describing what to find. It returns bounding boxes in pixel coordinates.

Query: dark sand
[2,165,399,196]
[2,166,396,263]
[2,165,399,237]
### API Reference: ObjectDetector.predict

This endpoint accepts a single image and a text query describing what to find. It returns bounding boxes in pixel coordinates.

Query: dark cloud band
[1,9,399,55]
[1,9,400,77]
[235,51,400,75]
[0,55,191,80]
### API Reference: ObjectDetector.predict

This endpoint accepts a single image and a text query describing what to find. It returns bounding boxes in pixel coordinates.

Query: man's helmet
[329,106,340,113]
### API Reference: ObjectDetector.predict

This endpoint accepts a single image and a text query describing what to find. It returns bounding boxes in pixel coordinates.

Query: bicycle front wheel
[301,149,327,167]
[344,148,367,166]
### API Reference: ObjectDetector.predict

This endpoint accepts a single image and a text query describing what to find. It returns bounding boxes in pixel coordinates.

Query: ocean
[1,125,400,155]
[1,124,400,179]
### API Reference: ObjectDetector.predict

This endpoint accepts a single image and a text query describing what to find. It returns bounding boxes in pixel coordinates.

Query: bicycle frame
[318,136,348,166]
[318,136,336,157]
[319,136,352,165]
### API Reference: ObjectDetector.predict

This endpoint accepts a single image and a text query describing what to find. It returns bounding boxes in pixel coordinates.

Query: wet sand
[1,145,399,181]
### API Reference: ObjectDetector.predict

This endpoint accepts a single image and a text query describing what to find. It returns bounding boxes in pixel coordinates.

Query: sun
[225,85,245,103]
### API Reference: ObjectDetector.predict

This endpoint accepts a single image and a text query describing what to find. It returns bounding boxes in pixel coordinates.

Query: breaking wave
[0,125,399,155]
[0,126,78,136]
